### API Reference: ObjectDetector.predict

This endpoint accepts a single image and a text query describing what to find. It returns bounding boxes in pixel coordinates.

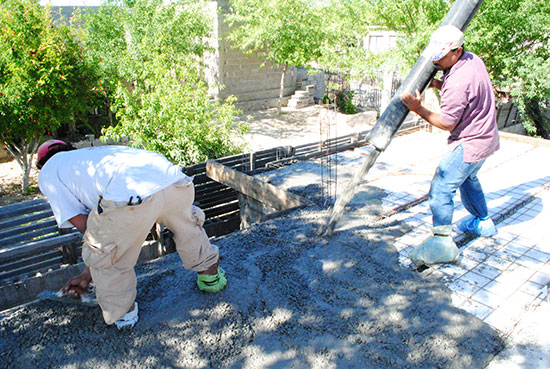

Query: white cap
[427,25,464,61]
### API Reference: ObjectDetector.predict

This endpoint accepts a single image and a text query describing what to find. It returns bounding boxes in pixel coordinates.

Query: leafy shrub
[322,90,356,114]
[84,0,248,166]
[335,90,356,114]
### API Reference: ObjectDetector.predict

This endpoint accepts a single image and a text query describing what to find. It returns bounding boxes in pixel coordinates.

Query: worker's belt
[97,195,149,214]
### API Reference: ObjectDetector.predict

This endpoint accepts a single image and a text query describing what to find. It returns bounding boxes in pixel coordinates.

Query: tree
[351,0,550,138]
[225,0,331,113]
[337,0,447,73]
[81,0,248,165]
[468,0,550,137]
[314,0,371,80]
[0,0,101,190]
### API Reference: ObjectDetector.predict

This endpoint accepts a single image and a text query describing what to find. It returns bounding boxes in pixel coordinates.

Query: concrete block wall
[296,68,325,100]
[205,1,296,111]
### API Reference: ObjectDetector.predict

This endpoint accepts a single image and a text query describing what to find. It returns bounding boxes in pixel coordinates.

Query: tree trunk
[525,99,550,139]
[278,64,288,115]
[104,89,114,126]
[4,136,40,192]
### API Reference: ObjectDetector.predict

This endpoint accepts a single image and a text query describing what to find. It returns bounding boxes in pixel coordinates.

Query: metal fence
[324,71,403,112]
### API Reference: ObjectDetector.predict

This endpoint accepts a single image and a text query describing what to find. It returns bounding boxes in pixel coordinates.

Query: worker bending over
[37,141,227,329]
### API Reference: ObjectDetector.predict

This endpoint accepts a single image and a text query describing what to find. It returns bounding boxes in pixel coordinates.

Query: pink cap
[37,139,67,164]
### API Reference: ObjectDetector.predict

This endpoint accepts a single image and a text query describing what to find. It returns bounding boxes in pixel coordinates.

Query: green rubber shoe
[197,267,227,293]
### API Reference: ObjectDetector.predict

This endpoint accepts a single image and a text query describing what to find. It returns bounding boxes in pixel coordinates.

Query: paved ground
[337,131,550,369]
[1,106,549,368]
[239,105,378,152]
[249,109,550,368]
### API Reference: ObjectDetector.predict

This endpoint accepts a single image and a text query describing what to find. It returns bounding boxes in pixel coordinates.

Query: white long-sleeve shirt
[38,146,191,228]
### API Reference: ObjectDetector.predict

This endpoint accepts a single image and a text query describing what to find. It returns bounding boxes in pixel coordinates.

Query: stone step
[289,95,310,103]
[287,100,310,109]
[293,90,310,97]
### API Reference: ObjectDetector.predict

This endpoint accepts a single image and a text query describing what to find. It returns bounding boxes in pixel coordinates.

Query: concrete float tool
[38,288,98,307]
[321,0,485,236]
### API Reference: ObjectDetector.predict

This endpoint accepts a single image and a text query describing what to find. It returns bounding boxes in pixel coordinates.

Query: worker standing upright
[400,25,499,265]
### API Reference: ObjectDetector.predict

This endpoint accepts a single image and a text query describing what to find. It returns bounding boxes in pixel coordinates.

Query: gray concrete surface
[1,109,547,368]
[0,149,507,368]
[0,200,502,368]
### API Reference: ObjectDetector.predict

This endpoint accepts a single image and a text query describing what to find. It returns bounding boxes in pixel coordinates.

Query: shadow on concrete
[1,202,504,369]
[485,176,550,227]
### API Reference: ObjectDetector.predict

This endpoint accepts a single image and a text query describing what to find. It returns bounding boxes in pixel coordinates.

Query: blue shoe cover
[458,216,497,237]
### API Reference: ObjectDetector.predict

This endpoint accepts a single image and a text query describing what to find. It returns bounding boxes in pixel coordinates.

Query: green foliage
[323,90,356,115]
[81,0,248,165]
[336,90,356,114]
[22,184,38,196]
[321,94,332,105]
[226,0,328,69]
[0,0,100,142]
[225,0,371,81]
[315,21,369,78]
[315,2,368,77]
[0,0,101,189]
[324,0,447,76]
[469,0,550,138]
[353,0,550,138]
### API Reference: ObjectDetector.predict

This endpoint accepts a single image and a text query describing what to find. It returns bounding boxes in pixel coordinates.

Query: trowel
[38,288,98,307]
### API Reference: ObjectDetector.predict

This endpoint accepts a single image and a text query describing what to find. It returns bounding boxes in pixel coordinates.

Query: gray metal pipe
[322,0,485,236]
[367,0,484,151]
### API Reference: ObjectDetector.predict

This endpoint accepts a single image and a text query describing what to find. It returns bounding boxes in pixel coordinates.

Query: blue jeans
[429,145,488,227]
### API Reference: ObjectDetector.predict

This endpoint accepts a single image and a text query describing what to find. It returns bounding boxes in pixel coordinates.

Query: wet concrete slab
[2,127,548,368]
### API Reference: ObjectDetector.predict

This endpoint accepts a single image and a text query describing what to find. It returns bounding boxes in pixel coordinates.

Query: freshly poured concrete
[0,205,502,368]
[2,120,549,368]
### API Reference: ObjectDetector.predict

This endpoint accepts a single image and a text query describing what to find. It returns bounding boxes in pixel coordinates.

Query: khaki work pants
[81,180,219,325]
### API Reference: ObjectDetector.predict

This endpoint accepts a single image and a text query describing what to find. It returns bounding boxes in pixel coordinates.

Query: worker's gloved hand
[409,225,459,265]
[61,267,92,298]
